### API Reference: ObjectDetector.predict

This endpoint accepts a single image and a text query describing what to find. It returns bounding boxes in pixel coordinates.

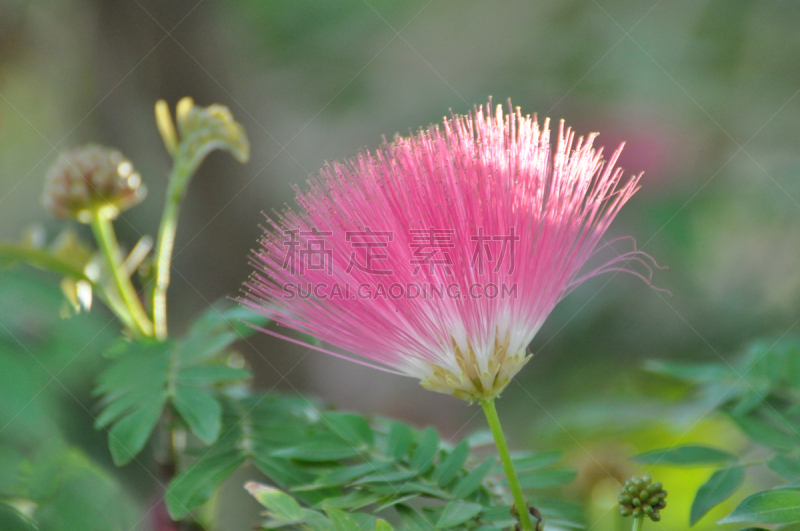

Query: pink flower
[242,102,663,401]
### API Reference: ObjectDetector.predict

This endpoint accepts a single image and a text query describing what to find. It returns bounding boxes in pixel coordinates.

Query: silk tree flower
[242,102,663,402]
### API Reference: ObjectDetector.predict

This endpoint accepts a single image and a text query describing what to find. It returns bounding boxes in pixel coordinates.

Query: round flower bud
[42,145,146,222]
[618,475,668,522]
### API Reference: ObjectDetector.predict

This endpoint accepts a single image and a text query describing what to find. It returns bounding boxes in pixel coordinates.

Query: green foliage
[632,445,738,467]
[94,303,263,465]
[643,338,800,527]
[0,267,581,530]
[247,482,392,530]
[690,466,744,525]
[169,390,581,528]
[719,489,800,525]
[0,503,37,531]
[0,269,142,531]
[0,243,91,283]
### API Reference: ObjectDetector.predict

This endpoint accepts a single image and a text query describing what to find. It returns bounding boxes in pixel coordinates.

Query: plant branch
[90,213,153,337]
[152,160,193,340]
[481,399,534,531]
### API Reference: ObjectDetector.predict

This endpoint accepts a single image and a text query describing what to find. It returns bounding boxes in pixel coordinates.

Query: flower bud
[42,145,145,222]
[618,475,668,522]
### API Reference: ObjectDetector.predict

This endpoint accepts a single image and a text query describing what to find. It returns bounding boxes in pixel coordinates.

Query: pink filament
[242,101,663,375]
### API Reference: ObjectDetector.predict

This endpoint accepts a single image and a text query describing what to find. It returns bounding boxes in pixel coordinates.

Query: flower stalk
[90,211,153,337]
[152,97,250,340]
[480,399,534,531]
[152,159,190,340]
[632,515,644,531]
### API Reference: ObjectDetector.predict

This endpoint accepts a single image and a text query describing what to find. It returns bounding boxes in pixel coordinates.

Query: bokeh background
[2,1,800,529]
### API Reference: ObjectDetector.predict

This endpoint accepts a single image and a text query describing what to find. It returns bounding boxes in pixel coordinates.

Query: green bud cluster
[42,145,145,222]
[618,475,667,522]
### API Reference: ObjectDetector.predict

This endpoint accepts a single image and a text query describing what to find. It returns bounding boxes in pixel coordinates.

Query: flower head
[42,144,145,222]
[618,475,668,521]
[242,102,663,401]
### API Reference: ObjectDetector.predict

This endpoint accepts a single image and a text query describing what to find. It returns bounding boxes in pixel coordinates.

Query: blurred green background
[2,0,800,529]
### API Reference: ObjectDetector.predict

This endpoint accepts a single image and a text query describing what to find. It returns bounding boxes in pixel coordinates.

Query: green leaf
[29,448,139,531]
[632,445,738,466]
[107,393,165,465]
[729,413,799,451]
[395,504,432,531]
[358,469,418,484]
[315,490,383,510]
[691,466,745,525]
[452,457,495,498]
[769,455,800,480]
[325,505,364,531]
[0,244,91,282]
[272,433,365,461]
[96,317,255,464]
[176,302,267,366]
[176,365,252,386]
[387,422,414,460]
[0,503,37,531]
[410,428,440,472]
[434,440,469,487]
[720,488,800,524]
[94,340,170,465]
[253,454,316,488]
[373,494,419,513]
[246,482,305,521]
[174,330,238,367]
[167,450,246,519]
[375,519,393,531]
[322,412,374,448]
[516,469,577,489]
[172,385,222,444]
[436,500,483,528]
[511,452,562,473]
[301,462,393,490]
[370,481,444,498]
[166,394,319,518]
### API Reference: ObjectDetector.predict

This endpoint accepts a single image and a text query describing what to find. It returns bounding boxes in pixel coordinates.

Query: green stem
[152,161,192,340]
[632,515,644,531]
[481,399,534,531]
[90,213,153,337]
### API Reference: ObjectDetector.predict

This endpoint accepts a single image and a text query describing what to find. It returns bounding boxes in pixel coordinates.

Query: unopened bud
[42,145,146,222]
[618,475,668,522]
